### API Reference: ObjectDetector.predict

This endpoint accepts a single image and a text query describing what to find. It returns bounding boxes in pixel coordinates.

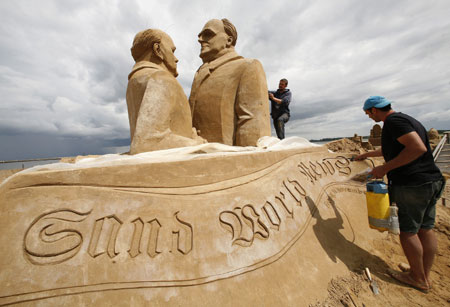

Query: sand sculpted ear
[153,43,163,60]
[226,36,233,47]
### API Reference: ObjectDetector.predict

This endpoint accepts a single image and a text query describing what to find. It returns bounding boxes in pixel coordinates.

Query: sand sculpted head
[198,18,237,63]
[131,29,163,62]
[131,29,178,77]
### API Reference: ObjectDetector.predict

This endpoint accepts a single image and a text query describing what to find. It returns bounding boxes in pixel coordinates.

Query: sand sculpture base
[0,141,385,306]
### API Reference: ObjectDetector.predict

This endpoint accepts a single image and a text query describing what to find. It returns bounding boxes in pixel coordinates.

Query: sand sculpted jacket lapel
[189,51,243,113]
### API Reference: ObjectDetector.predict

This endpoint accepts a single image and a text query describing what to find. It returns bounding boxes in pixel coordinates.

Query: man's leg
[389,183,438,290]
[416,178,443,284]
[277,119,285,139]
[276,113,289,139]
[418,228,437,283]
[399,232,428,287]
[273,118,282,139]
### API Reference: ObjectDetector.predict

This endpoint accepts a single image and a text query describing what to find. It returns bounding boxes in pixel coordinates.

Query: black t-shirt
[381,112,442,186]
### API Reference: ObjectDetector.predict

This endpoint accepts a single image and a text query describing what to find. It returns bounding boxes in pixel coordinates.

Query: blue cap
[363,96,392,110]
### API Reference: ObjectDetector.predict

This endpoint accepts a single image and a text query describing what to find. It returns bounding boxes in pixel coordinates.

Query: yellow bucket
[366,181,390,232]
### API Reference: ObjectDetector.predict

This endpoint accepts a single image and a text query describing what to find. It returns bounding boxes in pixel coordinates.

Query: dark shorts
[389,177,445,233]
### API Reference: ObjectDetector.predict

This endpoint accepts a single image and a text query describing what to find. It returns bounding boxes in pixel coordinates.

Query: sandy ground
[316,137,450,306]
[310,198,449,307]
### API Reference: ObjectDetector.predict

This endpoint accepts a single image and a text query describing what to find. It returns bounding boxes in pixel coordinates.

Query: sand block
[0,142,384,306]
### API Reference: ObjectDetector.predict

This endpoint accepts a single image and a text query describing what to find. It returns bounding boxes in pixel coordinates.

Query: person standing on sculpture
[126,29,204,154]
[355,96,445,292]
[189,18,271,146]
[269,78,292,139]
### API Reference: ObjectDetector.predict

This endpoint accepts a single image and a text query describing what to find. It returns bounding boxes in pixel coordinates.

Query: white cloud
[1,0,450,160]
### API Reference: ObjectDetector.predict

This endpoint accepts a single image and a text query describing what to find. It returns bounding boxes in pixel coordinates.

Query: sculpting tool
[365,267,380,295]
[349,168,372,182]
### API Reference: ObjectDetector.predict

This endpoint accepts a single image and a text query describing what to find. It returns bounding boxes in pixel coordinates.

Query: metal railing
[0,157,63,164]
[433,132,449,161]
[0,157,63,170]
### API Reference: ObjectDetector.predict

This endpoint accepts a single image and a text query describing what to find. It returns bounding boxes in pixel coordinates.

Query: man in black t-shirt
[355,96,445,292]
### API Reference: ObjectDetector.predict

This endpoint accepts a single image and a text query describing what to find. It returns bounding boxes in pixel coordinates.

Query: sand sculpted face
[159,33,179,77]
[198,19,233,63]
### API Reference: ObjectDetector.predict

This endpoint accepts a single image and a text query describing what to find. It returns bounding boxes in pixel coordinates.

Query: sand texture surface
[0,140,448,306]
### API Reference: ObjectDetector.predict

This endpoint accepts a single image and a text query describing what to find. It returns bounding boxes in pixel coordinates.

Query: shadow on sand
[306,195,391,282]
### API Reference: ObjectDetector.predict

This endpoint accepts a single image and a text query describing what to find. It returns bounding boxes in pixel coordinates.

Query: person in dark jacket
[269,78,292,139]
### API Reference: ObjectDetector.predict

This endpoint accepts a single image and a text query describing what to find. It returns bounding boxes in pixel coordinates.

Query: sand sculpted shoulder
[190,51,270,146]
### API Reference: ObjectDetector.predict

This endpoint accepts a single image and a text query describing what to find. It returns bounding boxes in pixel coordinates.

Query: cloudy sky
[1,0,449,161]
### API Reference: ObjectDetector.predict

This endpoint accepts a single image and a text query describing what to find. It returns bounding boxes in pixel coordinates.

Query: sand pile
[326,138,373,153]
[428,128,441,151]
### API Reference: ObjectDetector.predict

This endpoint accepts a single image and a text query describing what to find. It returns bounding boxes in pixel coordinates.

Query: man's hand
[369,165,388,179]
[353,153,367,161]
[268,93,274,100]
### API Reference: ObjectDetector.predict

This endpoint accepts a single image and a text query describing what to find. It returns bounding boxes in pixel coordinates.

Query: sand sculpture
[189,19,271,146]
[326,137,373,153]
[0,20,407,306]
[428,128,440,140]
[126,29,204,154]
[428,128,441,150]
[369,124,382,146]
[351,133,362,143]
[0,139,389,305]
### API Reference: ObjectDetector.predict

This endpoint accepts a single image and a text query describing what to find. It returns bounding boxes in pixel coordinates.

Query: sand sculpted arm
[130,71,203,154]
[234,59,271,146]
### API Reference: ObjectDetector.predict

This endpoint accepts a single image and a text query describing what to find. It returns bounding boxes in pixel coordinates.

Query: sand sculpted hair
[221,18,238,46]
[131,29,163,62]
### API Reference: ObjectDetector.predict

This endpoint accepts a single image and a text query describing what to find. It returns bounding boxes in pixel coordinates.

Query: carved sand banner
[0,146,375,305]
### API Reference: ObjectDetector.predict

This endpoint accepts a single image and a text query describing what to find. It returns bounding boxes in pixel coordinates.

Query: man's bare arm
[370,131,427,178]
[269,93,283,105]
[354,148,383,160]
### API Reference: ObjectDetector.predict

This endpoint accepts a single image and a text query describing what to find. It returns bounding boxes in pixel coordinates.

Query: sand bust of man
[126,29,204,154]
[189,18,270,146]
